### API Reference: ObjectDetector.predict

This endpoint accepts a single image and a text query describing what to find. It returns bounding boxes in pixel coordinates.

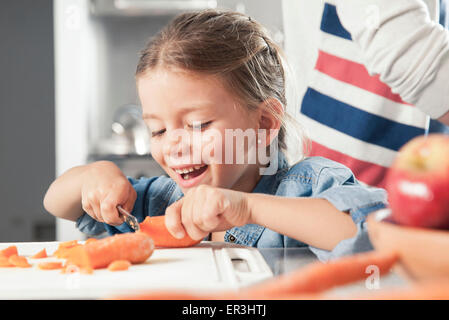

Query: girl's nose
[164,129,193,165]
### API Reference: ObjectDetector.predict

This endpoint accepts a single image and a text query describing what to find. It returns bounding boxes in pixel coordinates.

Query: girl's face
[137,67,262,194]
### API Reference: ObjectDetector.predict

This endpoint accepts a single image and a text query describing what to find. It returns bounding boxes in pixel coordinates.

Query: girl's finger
[102,181,135,226]
[100,197,123,226]
[123,187,137,214]
[182,196,208,241]
[165,199,187,239]
[90,196,104,223]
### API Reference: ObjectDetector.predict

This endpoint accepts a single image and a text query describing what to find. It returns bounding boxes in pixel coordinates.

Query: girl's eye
[151,129,166,138]
[188,120,213,131]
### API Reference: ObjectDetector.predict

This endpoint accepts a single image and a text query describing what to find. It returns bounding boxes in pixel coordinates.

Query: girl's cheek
[201,130,226,165]
[149,139,165,166]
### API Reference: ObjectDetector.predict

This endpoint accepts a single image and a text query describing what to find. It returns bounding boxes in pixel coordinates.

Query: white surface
[0,241,272,299]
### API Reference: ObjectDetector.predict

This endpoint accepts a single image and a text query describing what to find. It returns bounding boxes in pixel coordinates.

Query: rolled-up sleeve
[336,0,449,119]
[75,213,106,236]
[310,167,388,261]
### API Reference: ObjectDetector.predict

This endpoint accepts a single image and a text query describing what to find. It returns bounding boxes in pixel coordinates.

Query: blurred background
[0,0,285,242]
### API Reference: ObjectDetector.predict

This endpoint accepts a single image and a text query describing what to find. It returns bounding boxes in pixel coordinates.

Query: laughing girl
[44,10,387,261]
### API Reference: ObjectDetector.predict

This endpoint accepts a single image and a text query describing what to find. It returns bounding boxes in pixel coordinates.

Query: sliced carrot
[238,250,399,298]
[107,260,131,272]
[53,240,82,259]
[31,248,47,259]
[38,261,64,270]
[0,245,18,258]
[65,232,154,270]
[9,255,31,268]
[139,216,201,248]
[0,256,15,267]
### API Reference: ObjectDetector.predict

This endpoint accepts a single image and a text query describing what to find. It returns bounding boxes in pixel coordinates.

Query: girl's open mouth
[172,164,209,188]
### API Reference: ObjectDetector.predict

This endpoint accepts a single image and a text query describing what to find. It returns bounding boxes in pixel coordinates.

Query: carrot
[85,238,98,245]
[237,250,399,298]
[53,240,81,259]
[107,260,131,272]
[0,256,15,267]
[139,216,201,248]
[8,255,31,268]
[30,248,47,259]
[0,245,18,258]
[65,232,154,270]
[38,261,64,270]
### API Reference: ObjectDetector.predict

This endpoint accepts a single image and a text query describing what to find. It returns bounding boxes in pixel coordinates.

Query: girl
[44,10,387,261]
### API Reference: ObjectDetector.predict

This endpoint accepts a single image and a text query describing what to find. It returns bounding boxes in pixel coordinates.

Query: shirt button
[228,235,236,243]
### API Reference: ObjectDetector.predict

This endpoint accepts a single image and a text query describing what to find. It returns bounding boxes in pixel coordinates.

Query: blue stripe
[320,3,352,40]
[300,88,425,151]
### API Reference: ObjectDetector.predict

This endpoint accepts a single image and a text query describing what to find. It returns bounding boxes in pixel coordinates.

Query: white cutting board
[0,241,273,299]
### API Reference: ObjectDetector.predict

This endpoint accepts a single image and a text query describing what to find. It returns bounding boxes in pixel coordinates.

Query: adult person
[283,0,449,188]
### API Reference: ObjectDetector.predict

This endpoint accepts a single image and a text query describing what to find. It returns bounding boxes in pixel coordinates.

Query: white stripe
[319,32,364,64]
[297,113,397,168]
[309,69,429,129]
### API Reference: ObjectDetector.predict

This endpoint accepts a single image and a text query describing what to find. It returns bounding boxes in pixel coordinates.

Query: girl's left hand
[164,185,251,241]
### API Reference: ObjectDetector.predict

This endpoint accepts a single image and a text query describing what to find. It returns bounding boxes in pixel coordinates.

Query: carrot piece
[9,255,31,268]
[0,256,15,267]
[38,261,64,270]
[107,260,131,272]
[31,248,47,259]
[53,241,81,259]
[238,250,399,298]
[65,232,154,270]
[0,245,18,258]
[85,238,98,245]
[139,216,201,248]
[60,240,79,248]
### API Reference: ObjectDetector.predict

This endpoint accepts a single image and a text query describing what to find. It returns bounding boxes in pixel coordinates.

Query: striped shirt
[284,1,447,188]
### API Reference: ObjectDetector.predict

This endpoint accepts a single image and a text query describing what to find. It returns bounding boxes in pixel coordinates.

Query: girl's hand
[164,185,251,241]
[81,161,137,226]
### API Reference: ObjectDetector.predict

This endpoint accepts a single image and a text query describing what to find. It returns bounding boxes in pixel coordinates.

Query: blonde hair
[136,9,309,164]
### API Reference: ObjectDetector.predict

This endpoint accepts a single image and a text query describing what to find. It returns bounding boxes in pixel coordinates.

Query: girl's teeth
[175,165,205,174]
[183,174,190,180]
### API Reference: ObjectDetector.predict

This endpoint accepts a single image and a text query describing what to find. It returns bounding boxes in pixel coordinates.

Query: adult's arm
[336,0,449,125]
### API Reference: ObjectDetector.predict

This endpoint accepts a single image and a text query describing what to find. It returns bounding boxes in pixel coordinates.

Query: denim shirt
[76,153,387,261]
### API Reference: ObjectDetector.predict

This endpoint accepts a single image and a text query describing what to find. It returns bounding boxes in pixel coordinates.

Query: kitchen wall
[0,0,56,241]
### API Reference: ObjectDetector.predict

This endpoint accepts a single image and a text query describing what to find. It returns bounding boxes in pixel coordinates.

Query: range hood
[91,0,218,16]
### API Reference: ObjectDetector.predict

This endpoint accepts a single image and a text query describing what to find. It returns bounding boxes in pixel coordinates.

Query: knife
[117,205,140,232]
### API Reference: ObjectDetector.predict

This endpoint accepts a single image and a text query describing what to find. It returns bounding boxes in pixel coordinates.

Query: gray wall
[0,0,56,241]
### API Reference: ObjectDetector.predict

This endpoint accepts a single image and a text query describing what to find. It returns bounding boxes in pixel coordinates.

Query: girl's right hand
[80,161,137,226]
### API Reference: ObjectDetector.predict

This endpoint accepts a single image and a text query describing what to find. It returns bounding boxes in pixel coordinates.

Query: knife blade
[117,205,140,232]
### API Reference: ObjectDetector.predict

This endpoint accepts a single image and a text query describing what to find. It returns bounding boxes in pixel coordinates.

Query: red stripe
[315,50,411,105]
[309,141,389,188]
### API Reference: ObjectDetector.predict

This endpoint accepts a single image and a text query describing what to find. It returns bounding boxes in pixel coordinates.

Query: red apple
[385,134,449,229]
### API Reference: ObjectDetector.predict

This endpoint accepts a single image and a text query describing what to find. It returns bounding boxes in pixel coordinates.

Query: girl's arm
[246,193,357,251]
[43,161,136,225]
[164,185,357,251]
